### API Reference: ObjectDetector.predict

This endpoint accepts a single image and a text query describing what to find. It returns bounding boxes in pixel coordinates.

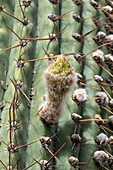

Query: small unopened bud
[73,53,82,63]
[71,113,82,123]
[75,73,83,85]
[7,166,13,170]
[93,32,106,45]
[92,50,104,64]
[106,34,113,48]
[94,114,104,126]
[72,88,88,105]
[68,156,79,168]
[39,160,49,169]
[48,14,57,22]
[73,14,81,23]
[72,0,83,6]
[40,136,52,147]
[93,150,109,167]
[108,136,113,149]
[94,133,108,147]
[102,5,113,13]
[72,33,81,42]
[71,134,81,145]
[105,54,113,62]
[108,157,113,169]
[94,75,103,84]
[108,115,113,129]
[90,0,98,9]
[105,54,113,70]
[49,0,60,4]
[95,92,109,105]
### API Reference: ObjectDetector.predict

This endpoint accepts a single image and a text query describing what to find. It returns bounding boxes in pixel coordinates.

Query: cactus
[0,0,113,169]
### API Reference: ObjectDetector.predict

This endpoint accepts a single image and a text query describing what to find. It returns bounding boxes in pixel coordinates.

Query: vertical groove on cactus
[0,0,14,117]
[0,0,38,169]
[26,1,61,169]
[78,0,101,169]
[54,1,86,169]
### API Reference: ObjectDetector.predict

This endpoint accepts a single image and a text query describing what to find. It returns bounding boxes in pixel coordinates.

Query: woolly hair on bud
[39,55,75,124]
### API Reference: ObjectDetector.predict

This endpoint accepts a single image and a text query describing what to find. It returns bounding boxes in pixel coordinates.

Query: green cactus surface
[0,0,113,170]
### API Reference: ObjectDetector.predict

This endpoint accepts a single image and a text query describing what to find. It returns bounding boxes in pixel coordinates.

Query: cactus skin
[0,0,113,170]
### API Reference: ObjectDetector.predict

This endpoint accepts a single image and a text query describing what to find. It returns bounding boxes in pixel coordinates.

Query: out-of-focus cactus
[0,0,113,169]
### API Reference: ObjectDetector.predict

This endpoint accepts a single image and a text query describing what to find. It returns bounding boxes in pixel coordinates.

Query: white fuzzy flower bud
[39,55,75,123]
